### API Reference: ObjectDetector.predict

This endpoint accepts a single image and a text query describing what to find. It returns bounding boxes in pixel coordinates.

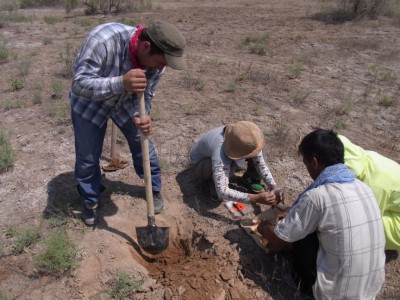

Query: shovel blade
[136,225,169,254]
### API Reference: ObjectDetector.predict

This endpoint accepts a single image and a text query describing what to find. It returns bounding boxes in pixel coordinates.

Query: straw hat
[223,121,266,160]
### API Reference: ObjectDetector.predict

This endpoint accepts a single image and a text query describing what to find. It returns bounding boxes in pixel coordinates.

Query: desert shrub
[19,0,63,9]
[43,15,61,24]
[74,0,152,15]
[17,58,31,75]
[6,13,35,22]
[379,95,394,107]
[101,272,144,300]
[47,100,70,121]
[288,61,303,79]
[336,98,354,115]
[243,32,269,56]
[34,230,77,274]
[0,41,8,62]
[74,19,92,27]
[0,15,6,28]
[335,119,347,129]
[3,99,23,111]
[384,0,400,18]
[64,0,78,14]
[33,85,43,104]
[58,41,78,77]
[50,79,64,99]
[341,0,388,18]
[10,77,24,91]
[7,226,41,254]
[42,36,53,45]
[224,80,237,93]
[182,72,205,91]
[0,131,15,172]
[0,1,19,11]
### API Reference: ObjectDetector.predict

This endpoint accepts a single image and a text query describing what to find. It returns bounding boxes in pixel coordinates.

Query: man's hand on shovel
[133,114,152,135]
[135,91,169,255]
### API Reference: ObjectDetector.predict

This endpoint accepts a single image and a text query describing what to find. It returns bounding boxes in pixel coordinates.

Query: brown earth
[0,0,399,299]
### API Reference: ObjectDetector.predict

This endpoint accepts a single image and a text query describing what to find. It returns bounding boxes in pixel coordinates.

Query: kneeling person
[258,129,385,299]
[189,121,282,205]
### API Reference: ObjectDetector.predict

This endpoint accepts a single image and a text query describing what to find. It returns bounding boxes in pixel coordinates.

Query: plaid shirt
[70,23,163,127]
[275,180,385,299]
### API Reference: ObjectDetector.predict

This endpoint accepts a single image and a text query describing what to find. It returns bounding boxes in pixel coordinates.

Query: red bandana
[129,25,144,69]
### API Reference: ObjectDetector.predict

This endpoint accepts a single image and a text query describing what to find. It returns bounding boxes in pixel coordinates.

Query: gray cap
[147,21,187,70]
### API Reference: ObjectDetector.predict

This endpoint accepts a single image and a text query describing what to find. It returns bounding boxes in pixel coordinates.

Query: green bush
[10,227,41,254]
[342,0,388,18]
[101,272,144,300]
[19,0,63,9]
[34,230,77,274]
[0,41,8,62]
[0,131,15,172]
[64,0,78,14]
[243,32,269,56]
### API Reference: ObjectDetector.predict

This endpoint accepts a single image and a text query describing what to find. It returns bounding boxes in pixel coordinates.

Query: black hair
[139,28,164,55]
[298,128,344,167]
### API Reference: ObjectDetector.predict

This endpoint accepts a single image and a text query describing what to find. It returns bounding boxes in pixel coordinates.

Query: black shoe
[77,184,104,208]
[81,205,98,226]
[153,192,164,214]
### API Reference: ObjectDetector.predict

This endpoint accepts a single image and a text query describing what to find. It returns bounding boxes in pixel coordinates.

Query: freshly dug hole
[145,232,238,299]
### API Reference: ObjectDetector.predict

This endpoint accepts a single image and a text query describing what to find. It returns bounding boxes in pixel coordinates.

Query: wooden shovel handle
[138,92,155,217]
[110,121,117,158]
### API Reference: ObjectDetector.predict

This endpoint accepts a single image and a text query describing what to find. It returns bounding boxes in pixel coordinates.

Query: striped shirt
[70,23,163,127]
[275,179,385,300]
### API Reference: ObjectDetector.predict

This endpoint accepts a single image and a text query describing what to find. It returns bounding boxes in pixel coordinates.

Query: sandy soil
[0,0,399,299]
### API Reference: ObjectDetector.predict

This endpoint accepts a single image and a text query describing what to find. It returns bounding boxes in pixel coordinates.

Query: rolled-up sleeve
[274,194,320,242]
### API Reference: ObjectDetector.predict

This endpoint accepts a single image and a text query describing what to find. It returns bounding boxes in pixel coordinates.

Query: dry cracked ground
[0,0,399,299]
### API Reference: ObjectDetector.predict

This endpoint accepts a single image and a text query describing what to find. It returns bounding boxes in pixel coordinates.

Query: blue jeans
[72,111,162,208]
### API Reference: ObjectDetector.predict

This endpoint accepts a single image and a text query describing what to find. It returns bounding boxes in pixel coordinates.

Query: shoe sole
[82,219,96,226]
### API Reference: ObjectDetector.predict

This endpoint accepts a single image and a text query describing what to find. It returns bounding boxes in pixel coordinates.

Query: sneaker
[153,192,164,214]
[242,175,264,193]
[81,204,98,226]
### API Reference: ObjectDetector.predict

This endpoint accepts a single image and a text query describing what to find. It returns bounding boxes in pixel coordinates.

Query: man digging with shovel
[70,21,187,226]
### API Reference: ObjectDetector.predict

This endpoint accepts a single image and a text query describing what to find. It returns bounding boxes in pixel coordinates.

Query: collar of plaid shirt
[129,25,144,69]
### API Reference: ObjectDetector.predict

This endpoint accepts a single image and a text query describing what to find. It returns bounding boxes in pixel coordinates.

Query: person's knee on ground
[193,159,221,202]
[194,158,213,181]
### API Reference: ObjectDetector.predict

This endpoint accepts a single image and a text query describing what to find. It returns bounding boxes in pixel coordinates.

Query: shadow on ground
[226,226,312,299]
[175,167,234,223]
[44,171,155,262]
[175,167,262,223]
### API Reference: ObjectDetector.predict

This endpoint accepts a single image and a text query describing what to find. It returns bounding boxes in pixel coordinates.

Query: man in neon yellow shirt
[339,135,400,250]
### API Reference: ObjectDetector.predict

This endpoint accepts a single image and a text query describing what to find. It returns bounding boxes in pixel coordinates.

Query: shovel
[135,92,169,254]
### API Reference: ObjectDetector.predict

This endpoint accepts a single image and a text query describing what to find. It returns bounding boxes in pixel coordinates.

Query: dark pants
[292,232,319,296]
[72,111,162,208]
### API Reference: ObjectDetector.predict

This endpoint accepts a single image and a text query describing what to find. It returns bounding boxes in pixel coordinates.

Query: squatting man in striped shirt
[258,129,386,300]
[69,21,186,226]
